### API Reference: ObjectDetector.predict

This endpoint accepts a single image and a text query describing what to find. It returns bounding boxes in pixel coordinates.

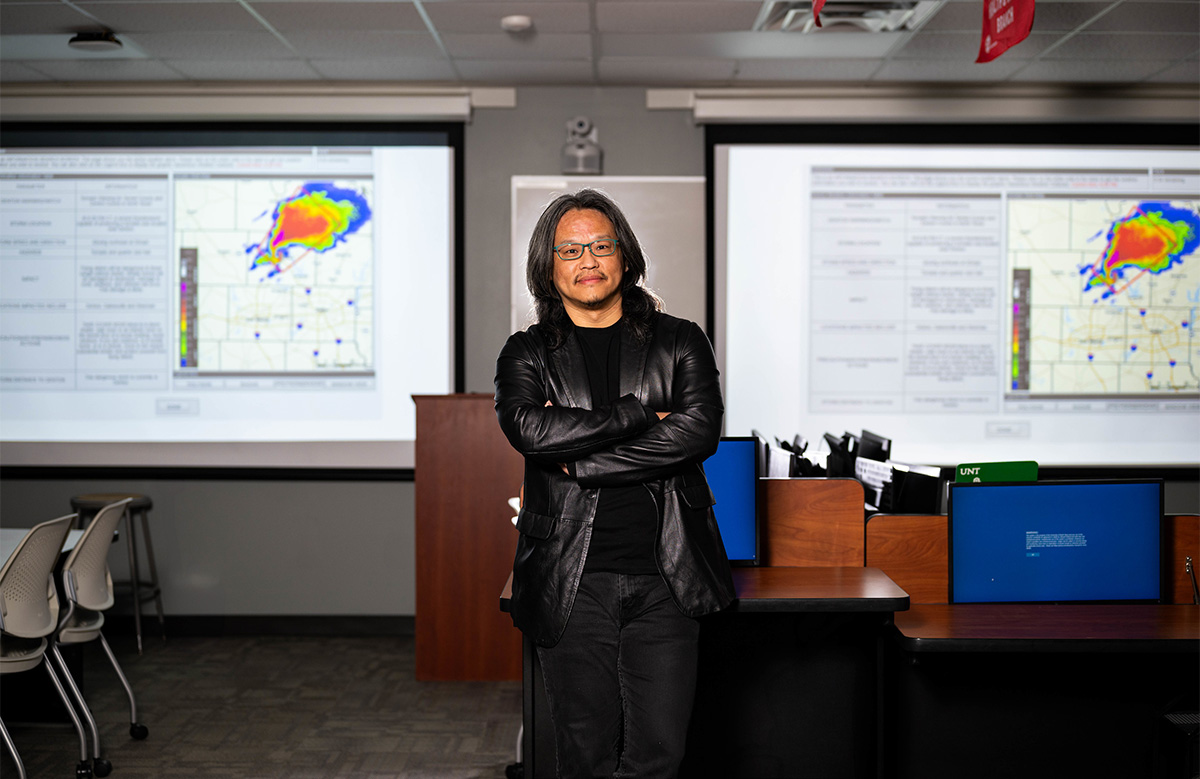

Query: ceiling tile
[601,31,903,58]
[280,30,442,59]
[596,3,761,33]
[20,57,184,80]
[894,31,1056,59]
[1083,1,1200,32]
[921,2,1110,32]
[0,0,1193,87]
[0,61,52,81]
[166,58,323,79]
[1045,32,1199,59]
[874,57,1023,80]
[73,2,266,33]
[0,32,151,58]
[422,2,590,34]
[309,57,458,80]
[735,57,881,80]
[599,56,737,82]
[454,58,595,82]
[1143,57,1199,83]
[126,31,296,59]
[442,32,591,60]
[0,3,95,34]
[248,1,426,32]
[1009,58,1177,81]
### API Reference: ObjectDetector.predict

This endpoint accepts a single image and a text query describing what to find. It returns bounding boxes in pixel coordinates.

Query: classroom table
[0,527,85,564]
[886,604,1200,779]
[503,567,910,779]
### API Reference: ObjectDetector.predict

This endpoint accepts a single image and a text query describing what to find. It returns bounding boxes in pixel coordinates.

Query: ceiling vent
[753,0,941,33]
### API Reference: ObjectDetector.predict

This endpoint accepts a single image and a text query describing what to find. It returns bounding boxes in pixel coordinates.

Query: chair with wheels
[0,513,95,779]
[51,498,149,779]
[68,493,165,655]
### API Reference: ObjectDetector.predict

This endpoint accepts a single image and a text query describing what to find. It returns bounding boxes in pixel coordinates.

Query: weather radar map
[1009,197,1200,396]
[175,178,375,375]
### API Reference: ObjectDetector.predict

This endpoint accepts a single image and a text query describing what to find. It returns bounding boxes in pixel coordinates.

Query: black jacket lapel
[619,319,649,403]
[549,328,592,410]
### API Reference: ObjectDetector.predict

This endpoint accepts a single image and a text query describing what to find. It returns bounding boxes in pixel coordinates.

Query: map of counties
[1008,198,1199,396]
[176,178,374,374]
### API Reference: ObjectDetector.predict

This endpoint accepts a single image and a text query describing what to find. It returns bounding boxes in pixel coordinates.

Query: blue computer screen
[950,480,1162,603]
[703,438,759,564]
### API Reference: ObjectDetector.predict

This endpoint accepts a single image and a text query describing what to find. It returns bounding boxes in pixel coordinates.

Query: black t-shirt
[574,321,659,574]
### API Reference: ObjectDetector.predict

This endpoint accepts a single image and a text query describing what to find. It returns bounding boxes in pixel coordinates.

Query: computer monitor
[703,436,761,566]
[949,480,1163,604]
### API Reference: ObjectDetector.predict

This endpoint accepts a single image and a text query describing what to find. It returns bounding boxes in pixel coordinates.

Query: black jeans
[536,571,700,779]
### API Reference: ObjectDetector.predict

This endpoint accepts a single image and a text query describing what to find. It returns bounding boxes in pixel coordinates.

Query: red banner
[977,0,1035,63]
[813,0,827,28]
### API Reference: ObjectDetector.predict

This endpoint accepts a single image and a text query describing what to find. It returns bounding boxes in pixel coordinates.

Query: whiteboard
[510,176,706,335]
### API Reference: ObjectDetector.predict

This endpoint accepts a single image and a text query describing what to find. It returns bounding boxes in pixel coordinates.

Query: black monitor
[949,479,1163,604]
[703,436,761,566]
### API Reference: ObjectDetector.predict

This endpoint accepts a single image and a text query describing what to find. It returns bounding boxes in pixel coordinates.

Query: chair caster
[93,757,112,777]
[75,760,93,778]
[131,722,149,740]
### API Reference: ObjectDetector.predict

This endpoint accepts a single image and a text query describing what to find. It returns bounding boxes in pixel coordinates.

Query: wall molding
[0,83,516,122]
[647,85,1200,123]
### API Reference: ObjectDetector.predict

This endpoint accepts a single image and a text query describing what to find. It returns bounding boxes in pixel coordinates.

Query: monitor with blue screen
[949,480,1163,604]
[703,436,761,566]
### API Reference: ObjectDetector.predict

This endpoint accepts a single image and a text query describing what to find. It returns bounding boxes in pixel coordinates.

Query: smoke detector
[500,15,534,33]
[753,1,940,33]
[68,31,123,52]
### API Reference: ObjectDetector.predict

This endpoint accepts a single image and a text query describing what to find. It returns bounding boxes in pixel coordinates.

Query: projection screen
[0,124,459,471]
[713,128,1199,467]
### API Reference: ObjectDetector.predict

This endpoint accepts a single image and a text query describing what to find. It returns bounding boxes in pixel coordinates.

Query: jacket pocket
[515,508,558,539]
[677,484,716,509]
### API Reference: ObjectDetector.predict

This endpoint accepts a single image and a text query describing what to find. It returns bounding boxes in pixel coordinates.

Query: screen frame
[706,122,1200,474]
[947,478,1166,605]
[704,434,763,567]
[0,121,465,478]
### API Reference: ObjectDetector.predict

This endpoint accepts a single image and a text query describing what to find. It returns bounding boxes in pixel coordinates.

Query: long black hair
[526,189,661,349]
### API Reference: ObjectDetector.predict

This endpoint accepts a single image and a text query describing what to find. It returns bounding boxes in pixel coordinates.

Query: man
[495,189,735,778]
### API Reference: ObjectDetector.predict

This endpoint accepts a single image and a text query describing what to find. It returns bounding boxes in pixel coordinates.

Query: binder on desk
[881,463,943,514]
[955,460,1038,483]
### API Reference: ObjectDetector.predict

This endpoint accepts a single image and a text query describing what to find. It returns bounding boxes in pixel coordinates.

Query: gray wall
[0,478,415,615]
[0,87,704,618]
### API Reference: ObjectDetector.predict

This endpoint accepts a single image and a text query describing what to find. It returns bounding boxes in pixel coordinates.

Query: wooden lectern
[414,394,524,680]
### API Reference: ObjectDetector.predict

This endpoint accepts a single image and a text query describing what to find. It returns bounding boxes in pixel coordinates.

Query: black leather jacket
[495,312,736,647]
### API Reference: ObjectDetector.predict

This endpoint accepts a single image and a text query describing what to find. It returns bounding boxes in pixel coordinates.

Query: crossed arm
[494,322,723,488]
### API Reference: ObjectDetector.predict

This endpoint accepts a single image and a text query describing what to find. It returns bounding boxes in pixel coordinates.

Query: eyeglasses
[553,239,619,261]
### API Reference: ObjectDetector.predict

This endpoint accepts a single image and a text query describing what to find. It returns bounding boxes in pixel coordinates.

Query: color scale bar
[180,280,188,368]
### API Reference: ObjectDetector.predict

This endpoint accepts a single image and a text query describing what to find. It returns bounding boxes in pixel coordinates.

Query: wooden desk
[510,567,909,778]
[887,604,1200,779]
[501,567,909,615]
[730,566,908,612]
[895,603,1199,651]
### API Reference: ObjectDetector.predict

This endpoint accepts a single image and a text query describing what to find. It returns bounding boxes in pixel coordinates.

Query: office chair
[50,498,149,779]
[0,513,95,779]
